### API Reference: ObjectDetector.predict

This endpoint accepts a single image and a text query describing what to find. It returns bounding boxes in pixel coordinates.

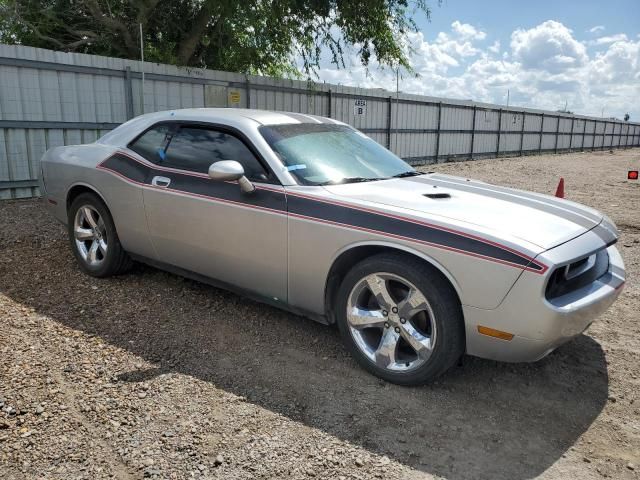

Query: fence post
[124,67,134,119]
[554,116,560,154]
[386,96,392,149]
[496,108,502,158]
[581,119,586,151]
[245,76,251,109]
[519,113,525,156]
[470,105,477,160]
[569,117,575,152]
[434,102,442,163]
[327,89,332,118]
[624,124,629,148]
[611,123,615,148]
[538,113,544,155]
[610,122,614,149]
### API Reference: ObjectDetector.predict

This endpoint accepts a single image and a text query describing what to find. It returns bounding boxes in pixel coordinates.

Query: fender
[326,240,463,306]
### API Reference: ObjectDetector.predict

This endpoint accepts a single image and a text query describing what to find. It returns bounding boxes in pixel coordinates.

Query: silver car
[39,109,626,385]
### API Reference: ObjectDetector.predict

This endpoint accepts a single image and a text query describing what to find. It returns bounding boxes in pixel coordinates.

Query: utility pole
[394,67,400,152]
[506,89,510,108]
[139,23,145,114]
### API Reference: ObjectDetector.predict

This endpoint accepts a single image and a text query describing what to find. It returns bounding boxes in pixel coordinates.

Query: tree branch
[84,0,138,56]
[176,5,215,65]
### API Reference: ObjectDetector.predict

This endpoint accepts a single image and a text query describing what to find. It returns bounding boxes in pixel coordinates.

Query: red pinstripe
[97,151,548,274]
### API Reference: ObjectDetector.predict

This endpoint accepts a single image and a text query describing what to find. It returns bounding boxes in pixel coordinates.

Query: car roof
[133,108,346,127]
[96,108,349,148]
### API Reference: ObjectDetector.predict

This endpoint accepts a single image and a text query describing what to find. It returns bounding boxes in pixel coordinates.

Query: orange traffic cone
[555,177,565,198]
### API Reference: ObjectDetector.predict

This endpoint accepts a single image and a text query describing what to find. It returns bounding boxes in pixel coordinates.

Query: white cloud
[589,25,605,34]
[590,38,640,83]
[510,20,587,73]
[590,34,629,46]
[314,20,639,119]
[451,20,487,41]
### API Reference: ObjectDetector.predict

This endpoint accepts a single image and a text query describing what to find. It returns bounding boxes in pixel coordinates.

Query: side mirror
[208,160,255,194]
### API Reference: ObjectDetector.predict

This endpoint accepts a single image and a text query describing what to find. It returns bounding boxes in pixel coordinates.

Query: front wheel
[67,192,132,277]
[335,253,465,385]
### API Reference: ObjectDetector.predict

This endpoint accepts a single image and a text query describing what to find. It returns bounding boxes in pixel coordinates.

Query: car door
[129,122,288,303]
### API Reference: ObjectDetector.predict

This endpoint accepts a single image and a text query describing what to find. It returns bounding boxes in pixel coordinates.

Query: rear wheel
[67,193,132,277]
[335,253,464,385]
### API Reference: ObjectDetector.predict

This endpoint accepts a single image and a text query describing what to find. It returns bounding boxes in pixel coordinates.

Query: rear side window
[129,124,172,163]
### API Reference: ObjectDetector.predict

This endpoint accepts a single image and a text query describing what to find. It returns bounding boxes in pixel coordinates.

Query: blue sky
[316,0,640,120]
[419,0,640,44]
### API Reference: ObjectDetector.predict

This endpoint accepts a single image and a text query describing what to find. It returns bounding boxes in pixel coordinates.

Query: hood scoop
[423,192,451,200]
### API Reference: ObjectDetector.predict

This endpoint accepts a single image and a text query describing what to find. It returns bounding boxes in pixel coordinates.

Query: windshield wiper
[317,176,387,185]
[392,171,422,178]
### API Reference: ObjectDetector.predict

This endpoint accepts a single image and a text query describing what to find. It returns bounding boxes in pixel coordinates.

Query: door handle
[151,176,171,188]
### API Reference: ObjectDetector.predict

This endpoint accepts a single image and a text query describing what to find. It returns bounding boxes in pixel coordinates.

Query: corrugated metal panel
[1,44,639,197]
[474,133,495,154]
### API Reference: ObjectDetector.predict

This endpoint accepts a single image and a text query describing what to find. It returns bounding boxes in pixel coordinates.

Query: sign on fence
[354,99,367,115]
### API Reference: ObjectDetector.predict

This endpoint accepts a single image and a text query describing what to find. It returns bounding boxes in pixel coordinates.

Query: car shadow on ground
[1,240,609,480]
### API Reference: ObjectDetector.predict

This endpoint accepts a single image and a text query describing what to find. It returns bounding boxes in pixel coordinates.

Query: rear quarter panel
[41,144,154,257]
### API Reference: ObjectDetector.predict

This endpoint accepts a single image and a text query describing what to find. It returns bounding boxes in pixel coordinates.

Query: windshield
[259,124,416,185]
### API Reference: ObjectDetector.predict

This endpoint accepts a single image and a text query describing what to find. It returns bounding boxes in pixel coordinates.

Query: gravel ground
[1,148,639,480]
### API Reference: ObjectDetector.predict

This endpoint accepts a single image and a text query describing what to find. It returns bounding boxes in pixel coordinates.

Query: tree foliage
[0,0,430,77]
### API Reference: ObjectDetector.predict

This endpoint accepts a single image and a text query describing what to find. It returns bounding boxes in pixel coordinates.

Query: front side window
[129,124,268,181]
[165,127,267,180]
[260,124,415,185]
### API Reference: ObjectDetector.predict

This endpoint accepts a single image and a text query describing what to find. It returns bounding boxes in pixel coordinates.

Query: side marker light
[477,325,514,341]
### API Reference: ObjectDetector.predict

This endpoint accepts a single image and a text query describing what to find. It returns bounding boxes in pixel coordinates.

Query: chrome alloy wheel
[346,272,437,372]
[73,205,108,267]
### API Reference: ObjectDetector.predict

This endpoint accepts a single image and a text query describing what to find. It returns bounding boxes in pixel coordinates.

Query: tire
[67,192,132,277]
[335,252,465,385]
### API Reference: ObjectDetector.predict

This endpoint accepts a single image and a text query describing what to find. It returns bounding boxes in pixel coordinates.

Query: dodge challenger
[39,109,626,384]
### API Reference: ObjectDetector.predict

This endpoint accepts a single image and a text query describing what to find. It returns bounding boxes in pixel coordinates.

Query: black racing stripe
[589,221,618,246]
[410,175,602,226]
[100,153,286,212]
[101,153,542,271]
[280,112,318,123]
[156,169,285,211]
[101,154,148,184]
[288,195,539,269]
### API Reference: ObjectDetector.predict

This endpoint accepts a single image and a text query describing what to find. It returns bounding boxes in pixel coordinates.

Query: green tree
[0,0,431,77]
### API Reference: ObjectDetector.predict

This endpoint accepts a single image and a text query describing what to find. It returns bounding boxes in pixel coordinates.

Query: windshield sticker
[286,164,307,171]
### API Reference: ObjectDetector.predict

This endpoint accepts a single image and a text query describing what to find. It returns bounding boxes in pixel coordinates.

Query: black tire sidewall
[67,193,124,277]
[335,253,465,385]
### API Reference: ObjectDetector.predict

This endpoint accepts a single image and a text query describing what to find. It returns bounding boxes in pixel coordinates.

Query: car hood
[322,173,604,250]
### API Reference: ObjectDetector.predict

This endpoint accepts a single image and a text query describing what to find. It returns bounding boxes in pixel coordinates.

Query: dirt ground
[1,148,639,480]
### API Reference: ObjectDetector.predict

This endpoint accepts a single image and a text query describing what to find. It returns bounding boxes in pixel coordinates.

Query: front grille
[545,248,610,300]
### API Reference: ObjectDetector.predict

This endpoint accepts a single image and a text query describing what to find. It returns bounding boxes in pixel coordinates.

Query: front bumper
[464,244,625,363]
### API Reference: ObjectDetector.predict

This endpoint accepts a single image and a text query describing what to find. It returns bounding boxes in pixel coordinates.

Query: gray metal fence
[1,44,639,199]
